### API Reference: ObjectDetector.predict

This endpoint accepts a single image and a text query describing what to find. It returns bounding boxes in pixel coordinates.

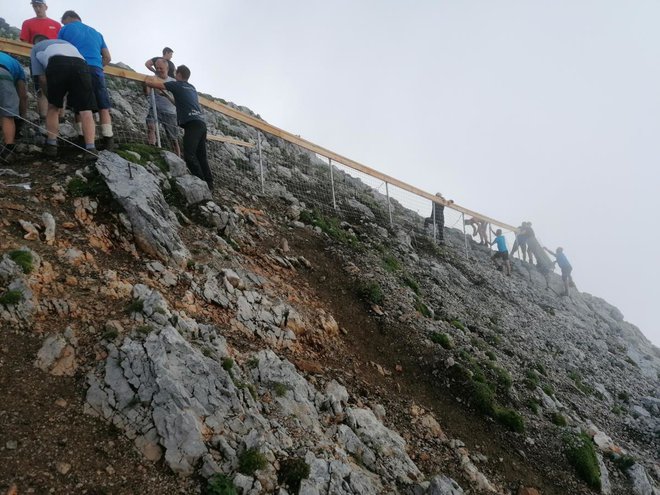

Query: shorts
[493,251,509,261]
[146,109,179,139]
[560,266,573,281]
[89,65,111,110]
[0,68,19,117]
[45,56,96,111]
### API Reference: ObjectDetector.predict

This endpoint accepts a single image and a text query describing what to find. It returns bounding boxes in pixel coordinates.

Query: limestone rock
[175,175,212,205]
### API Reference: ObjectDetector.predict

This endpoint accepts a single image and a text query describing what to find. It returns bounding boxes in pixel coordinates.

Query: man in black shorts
[30,35,97,158]
[145,65,213,189]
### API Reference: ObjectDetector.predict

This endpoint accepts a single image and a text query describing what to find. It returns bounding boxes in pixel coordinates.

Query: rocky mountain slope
[0,57,659,495]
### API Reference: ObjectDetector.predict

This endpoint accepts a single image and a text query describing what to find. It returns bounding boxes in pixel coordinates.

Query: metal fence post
[462,212,468,258]
[150,90,161,148]
[257,131,265,193]
[329,158,337,210]
[432,201,437,242]
[385,182,393,227]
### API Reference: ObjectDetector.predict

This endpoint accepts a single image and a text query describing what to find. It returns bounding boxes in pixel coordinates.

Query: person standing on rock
[145,65,213,189]
[145,47,176,78]
[145,58,180,157]
[20,0,61,121]
[490,229,511,276]
[0,51,27,162]
[464,216,488,245]
[58,10,115,150]
[424,192,447,244]
[544,246,575,296]
[29,35,97,159]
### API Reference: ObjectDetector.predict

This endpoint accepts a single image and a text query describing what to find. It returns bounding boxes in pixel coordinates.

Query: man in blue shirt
[58,10,115,150]
[0,52,27,162]
[145,65,213,189]
[490,228,511,276]
[544,246,574,296]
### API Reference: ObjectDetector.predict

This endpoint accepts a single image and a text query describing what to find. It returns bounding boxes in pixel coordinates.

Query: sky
[4,1,659,347]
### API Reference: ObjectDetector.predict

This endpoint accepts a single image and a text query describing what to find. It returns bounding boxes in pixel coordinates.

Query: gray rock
[628,464,655,495]
[96,151,190,266]
[162,151,188,177]
[175,175,213,205]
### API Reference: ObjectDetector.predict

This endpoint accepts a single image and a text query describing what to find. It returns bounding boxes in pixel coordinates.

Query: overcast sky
[5,1,659,346]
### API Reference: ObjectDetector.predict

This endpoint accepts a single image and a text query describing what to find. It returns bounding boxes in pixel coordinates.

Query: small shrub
[610,454,635,472]
[136,325,153,335]
[450,319,465,331]
[126,299,144,314]
[485,350,496,361]
[357,282,384,306]
[551,412,568,427]
[534,363,547,376]
[617,391,630,403]
[278,457,310,494]
[565,433,601,490]
[247,357,259,369]
[525,370,540,390]
[471,381,495,415]
[202,347,213,357]
[222,357,234,371]
[430,332,453,349]
[492,366,512,389]
[414,298,432,318]
[272,382,290,397]
[494,407,524,433]
[205,473,237,495]
[611,404,624,416]
[238,448,268,475]
[8,250,33,274]
[542,384,555,397]
[103,329,119,340]
[382,255,400,272]
[66,173,111,199]
[0,290,22,306]
[527,399,540,415]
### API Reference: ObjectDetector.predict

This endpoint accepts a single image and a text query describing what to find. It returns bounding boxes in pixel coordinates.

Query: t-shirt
[0,52,26,82]
[30,39,83,76]
[150,76,176,115]
[495,235,508,252]
[151,57,176,78]
[20,16,61,44]
[58,21,107,68]
[164,80,204,126]
[556,252,572,270]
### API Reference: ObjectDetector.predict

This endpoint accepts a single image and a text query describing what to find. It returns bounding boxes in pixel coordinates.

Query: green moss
[278,457,310,494]
[565,433,601,490]
[8,250,33,274]
[205,473,237,495]
[0,290,22,306]
[357,282,384,306]
[238,448,268,475]
[430,332,453,349]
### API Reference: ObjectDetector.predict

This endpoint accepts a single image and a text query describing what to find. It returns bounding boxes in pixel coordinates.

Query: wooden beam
[206,134,254,148]
[1,36,517,231]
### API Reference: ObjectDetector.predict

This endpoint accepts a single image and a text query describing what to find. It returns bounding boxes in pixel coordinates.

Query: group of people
[0,1,213,189]
[425,200,575,296]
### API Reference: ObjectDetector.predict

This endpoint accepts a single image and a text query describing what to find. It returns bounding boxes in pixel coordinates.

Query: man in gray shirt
[146,58,180,156]
[30,35,97,158]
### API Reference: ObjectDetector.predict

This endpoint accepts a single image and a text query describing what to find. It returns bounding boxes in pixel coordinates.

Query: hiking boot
[101,136,115,151]
[43,143,58,158]
[83,148,99,163]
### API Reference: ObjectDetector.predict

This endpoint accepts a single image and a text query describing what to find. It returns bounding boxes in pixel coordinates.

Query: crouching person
[30,35,97,159]
[0,51,27,161]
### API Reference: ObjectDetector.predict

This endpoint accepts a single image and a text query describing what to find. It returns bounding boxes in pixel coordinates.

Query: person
[511,221,535,263]
[544,246,575,296]
[58,10,115,150]
[20,0,61,120]
[464,216,488,245]
[424,192,446,244]
[145,58,180,156]
[145,47,175,78]
[490,228,511,276]
[145,65,213,188]
[30,35,97,159]
[0,52,28,162]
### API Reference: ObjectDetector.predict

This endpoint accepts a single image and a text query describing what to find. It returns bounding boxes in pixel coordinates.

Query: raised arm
[543,246,556,257]
[16,80,27,117]
[145,58,156,73]
[144,75,167,91]
[101,48,111,67]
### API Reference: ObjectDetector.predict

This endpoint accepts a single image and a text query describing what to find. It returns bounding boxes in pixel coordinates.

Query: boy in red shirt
[20,0,61,119]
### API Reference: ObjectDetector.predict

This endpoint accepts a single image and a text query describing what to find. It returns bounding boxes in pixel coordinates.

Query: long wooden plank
[1,36,517,231]
[206,134,254,148]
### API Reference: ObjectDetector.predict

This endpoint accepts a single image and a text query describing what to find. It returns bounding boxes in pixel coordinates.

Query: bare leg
[2,117,16,144]
[37,92,48,119]
[79,110,96,146]
[46,104,60,140]
[147,122,156,145]
[99,109,111,126]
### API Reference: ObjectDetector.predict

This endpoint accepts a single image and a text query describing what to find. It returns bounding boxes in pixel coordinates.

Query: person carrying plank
[544,246,575,296]
[490,228,512,276]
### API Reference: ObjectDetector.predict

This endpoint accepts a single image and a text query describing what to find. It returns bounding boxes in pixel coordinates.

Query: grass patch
[222,357,234,371]
[126,299,144,314]
[117,143,168,173]
[491,365,512,389]
[551,412,568,426]
[494,407,524,432]
[8,250,33,274]
[103,329,119,340]
[617,391,630,403]
[414,298,432,318]
[565,433,601,490]
[278,457,310,494]
[471,381,495,415]
[401,275,420,295]
[271,381,290,397]
[450,319,465,331]
[527,398,540,415]
[606,452,635,472]
[357,281,384,306]
[66,171,111,200]
[205,473,237,495]
[430,332,453,349]
[542,384,555,397]
[136,325,153,335]
[0,290,22,306]
[238,448,267,475]
[525,370,540,390]
[299,209,358,247]
[382,254,401,272]
[568,371,594,396]
[485,350,496,361]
